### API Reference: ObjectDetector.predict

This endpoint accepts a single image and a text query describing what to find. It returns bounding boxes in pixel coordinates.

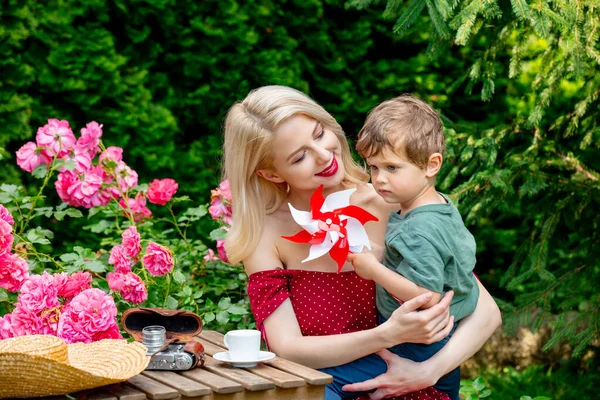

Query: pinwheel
[282,185,378,272]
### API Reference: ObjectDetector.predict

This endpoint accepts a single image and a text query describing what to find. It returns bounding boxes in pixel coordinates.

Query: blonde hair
[356,95,445,168]
[222,85,369,264]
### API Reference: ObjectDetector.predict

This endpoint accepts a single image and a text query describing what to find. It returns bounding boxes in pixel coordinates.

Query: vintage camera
[143,325,197,370]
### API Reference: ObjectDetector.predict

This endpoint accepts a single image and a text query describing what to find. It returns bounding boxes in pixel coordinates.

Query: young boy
[322,95,479,400]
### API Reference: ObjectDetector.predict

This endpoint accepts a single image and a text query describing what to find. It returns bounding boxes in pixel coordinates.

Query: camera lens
[142,325,166,354]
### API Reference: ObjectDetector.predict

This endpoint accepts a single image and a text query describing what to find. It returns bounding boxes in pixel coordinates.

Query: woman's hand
[380,291,454,347]
[341,349,436,399]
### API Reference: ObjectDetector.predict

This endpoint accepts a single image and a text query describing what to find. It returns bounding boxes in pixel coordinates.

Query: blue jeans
[319,317,459,400]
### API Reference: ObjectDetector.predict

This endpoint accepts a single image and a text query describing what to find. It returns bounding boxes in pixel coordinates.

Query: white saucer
[213,351,276,368]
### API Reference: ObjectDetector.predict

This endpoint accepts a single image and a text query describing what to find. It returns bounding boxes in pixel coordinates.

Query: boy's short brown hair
[356,95,445,169]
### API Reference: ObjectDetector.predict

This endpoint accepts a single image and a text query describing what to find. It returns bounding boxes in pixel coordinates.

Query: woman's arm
[342,279,501,398]
[263,291,454,369]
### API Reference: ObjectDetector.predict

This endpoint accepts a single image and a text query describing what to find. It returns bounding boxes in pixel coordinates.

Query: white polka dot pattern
[247,269,451,400]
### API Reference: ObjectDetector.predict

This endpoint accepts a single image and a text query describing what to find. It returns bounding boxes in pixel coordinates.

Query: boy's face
[366,148,431,205]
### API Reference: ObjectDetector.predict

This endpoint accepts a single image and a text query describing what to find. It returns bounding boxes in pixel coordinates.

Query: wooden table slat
[109,385,147,400]
[202,356,275,392]
[198,331,227,348]
[86,393,118,400]
[194,338,306,388]
[127,374,181,400]
[142,371,212,397]
[180,368,244,394]
[197,331,333,386]
[263,358,333,385]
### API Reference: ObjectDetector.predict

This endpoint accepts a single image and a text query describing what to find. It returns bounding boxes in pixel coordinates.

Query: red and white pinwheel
[282,185,378,272]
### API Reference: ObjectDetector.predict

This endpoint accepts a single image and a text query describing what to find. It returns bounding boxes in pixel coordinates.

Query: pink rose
[0,220,13,257]
[119,192,152,222]
[209,200,232,225]
[66,166,104,208]
[107,272,147,304]
[16,141,51,173]
[0,313,14,339]
[115,161,139,193]
[54,271,92,298]
[109,245,132,273]
[57,288,118,343]
[142,242,174,276]
[209,180,232,224]
[99,146,123,164]
[77,121,103,157]
[147,178,178,206]
[203,248,219,262]
[11,306,42,336]
[121,226,141,258]
[63,144,93,173]
[91,322,123,341]
[39,305,62,335]
[55,169,80,205]
[17,272,59,314]
[36,119,76,158]
[216,239,229,264]
[0,253,29,292]
[0,205,15,225]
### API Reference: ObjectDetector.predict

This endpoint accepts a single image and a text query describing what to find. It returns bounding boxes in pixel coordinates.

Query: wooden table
[44,330,332,400]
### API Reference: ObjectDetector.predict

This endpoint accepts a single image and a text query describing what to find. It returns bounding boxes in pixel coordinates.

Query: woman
[222,85,501,399]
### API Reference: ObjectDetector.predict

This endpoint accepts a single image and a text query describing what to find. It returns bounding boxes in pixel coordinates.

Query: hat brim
[0,336,149,398]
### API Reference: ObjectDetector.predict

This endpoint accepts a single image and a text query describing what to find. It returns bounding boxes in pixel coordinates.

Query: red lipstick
[316,156,338,177]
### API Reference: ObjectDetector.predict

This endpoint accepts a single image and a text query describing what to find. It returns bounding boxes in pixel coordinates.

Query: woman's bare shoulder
[243,211,286,275]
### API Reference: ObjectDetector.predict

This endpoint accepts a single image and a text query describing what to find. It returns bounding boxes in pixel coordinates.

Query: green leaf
[218,297,231,310]
[53,211,67,221]
[480,389,492,398]
[65,208,83,218]
[35,207,54,218]
[0,184,19,197]
[216,310,229,324]
[166,296,179,309]
[473,377,485,391]
[203,312,215,323]
[186,206,208,218]
[227,304,248,315]
[84,261,106,273]
[63,159,77,171]
[32,164,48,179]
[59,253,79,262]
[210,228,227,241]
[0,291,8,302]
[172,269,186,284]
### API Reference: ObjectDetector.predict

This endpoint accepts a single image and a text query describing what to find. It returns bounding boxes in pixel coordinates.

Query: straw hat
[0,335,150,398]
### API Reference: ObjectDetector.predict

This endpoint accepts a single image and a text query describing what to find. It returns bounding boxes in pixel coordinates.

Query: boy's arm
[348,253,441,308]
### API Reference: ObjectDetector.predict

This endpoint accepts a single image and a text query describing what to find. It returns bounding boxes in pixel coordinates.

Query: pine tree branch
[554,152,600,182]
[514,264,587,312]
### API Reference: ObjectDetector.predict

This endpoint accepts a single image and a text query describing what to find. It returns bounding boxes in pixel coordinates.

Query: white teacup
[223,329,261,361]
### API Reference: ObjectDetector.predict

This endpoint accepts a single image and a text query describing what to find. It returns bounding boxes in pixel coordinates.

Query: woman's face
[262,114,345,192]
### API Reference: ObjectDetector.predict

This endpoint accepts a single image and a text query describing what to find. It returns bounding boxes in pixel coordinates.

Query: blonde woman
[222,86,501,399]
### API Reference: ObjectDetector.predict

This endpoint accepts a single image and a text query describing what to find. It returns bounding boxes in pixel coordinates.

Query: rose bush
[0,119,251,342]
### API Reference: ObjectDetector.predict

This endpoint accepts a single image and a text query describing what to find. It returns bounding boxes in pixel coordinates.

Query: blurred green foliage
[2,0,600,394]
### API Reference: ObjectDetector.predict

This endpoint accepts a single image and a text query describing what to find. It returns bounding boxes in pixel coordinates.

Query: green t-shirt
[376,193,479,321]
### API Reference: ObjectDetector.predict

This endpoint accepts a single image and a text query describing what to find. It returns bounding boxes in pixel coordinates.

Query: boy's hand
[348,252,380,280]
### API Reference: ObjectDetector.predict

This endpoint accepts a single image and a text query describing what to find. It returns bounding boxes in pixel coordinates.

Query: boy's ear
[425,153,443,178]
[256,169,285,183]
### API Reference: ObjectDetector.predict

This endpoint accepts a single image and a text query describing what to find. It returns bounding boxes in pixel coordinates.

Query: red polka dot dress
[247,269,450,400]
